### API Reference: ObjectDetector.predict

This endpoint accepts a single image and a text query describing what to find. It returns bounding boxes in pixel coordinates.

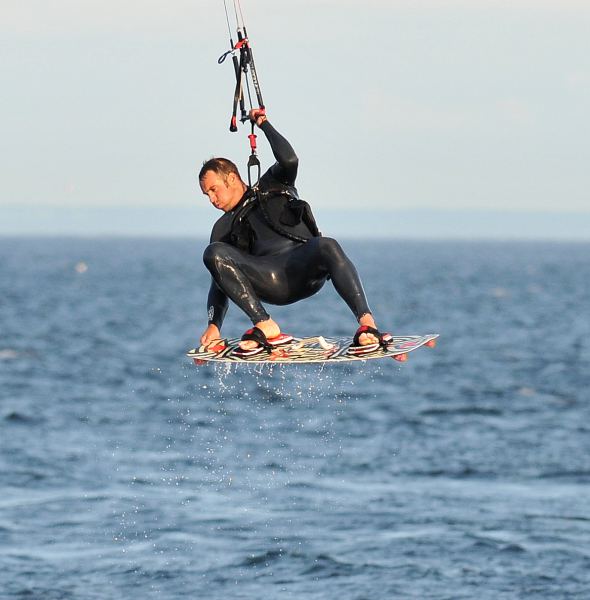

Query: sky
[1,0,589,238]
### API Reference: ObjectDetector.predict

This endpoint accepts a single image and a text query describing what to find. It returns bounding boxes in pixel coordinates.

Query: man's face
[200,170,239,213]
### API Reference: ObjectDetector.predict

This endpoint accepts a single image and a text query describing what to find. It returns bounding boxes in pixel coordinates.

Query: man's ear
[226,172,236,186]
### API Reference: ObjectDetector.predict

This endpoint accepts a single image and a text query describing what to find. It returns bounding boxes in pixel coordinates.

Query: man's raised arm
[251,109,298,186]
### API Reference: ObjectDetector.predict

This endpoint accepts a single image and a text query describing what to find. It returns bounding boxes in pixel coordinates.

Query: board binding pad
[187,334,438,365]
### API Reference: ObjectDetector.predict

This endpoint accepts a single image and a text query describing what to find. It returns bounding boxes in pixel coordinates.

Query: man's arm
[200,216,232,346]
[251,110,298,186]
[200,279,228,346]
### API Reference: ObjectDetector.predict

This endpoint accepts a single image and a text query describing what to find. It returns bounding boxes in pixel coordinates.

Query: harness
[229,187,321,251]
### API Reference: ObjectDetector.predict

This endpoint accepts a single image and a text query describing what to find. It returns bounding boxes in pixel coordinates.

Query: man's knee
[317,237,346,262]
[203,242,229,272]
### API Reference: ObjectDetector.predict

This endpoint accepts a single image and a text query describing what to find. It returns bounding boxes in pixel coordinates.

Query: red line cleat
[425,339,437,348]
[393,353,408,362]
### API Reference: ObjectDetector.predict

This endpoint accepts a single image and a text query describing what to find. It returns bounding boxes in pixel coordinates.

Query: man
[199,109,388,355]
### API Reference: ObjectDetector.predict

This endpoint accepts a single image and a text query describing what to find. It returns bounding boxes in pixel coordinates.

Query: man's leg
[204,239,382,346]
[203,242,282,345]
[288,237,383,344]
[203,242,272,323]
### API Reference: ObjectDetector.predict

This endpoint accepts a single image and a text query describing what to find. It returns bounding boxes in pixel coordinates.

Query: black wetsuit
[203,120,371,329]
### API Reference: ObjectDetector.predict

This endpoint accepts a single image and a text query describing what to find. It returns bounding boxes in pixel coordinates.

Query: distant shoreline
[1,205,589,241]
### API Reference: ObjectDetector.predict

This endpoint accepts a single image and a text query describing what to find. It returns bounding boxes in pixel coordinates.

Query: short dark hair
[199,157,242,182]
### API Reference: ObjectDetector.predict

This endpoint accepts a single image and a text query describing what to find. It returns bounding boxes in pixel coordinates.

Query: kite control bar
[220,33,265,132]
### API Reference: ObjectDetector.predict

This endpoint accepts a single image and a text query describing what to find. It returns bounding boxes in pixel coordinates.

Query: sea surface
[1,237,589,599]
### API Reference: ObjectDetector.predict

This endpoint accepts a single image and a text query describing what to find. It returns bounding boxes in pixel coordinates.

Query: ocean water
[1,237,589,600]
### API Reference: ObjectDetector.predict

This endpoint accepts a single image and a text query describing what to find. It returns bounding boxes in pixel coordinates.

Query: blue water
[1,237,589,599]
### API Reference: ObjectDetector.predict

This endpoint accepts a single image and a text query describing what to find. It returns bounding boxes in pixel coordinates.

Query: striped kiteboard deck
[187,333,439,365]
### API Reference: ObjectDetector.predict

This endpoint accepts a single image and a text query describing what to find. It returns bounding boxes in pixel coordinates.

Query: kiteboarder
[198,109,389,356]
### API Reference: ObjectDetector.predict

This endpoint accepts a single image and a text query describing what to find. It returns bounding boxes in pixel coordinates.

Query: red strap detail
[234,38,250,50]
[248,133,257,151]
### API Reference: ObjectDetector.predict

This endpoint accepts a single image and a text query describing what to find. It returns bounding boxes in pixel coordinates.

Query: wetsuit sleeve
[260,120,298,186]
[207,279,228,329]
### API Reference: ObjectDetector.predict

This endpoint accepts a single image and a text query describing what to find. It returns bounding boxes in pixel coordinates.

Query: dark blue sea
[1,237,589,599]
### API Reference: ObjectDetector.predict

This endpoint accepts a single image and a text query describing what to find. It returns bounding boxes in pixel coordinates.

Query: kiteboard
[187,333,438,365]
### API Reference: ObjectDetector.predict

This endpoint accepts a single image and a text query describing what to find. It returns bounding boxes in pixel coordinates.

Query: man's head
[199,158,246,213]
